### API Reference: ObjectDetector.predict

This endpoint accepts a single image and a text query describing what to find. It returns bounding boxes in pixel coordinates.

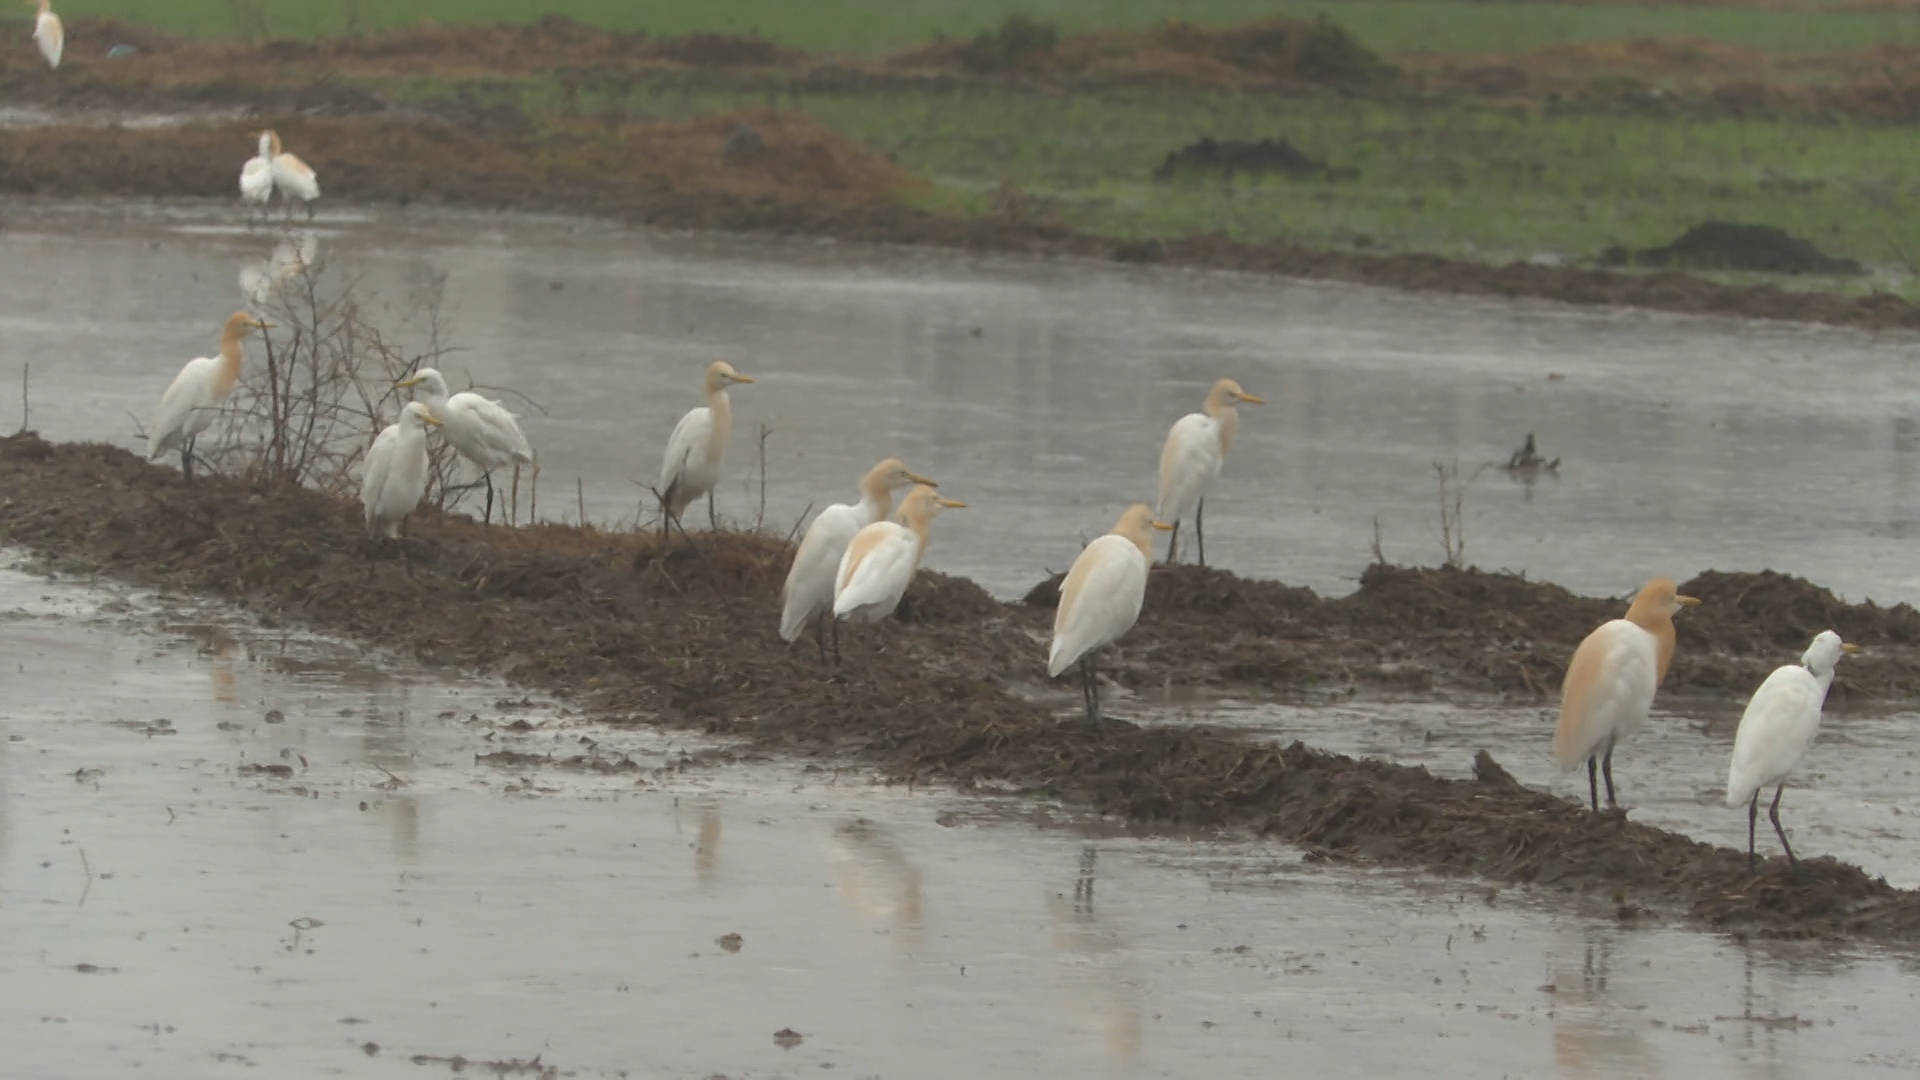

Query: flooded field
[7,559,1920,1078]
[5,202,1920,604]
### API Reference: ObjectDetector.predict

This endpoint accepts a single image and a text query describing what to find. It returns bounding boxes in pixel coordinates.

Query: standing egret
[780,458,936,662]
[239,131,275,208]
[264,130,320,217]
[1553,577,1701,812]
[1726,630,1859,873]
[361,402,442,539]
[395,367,534,526]
[1047,503,1174,725]
[147,312,272,481]
[27,0,60,68]
[832,484,966,626]
[1155,378,1266,565]
[657,360,755,539]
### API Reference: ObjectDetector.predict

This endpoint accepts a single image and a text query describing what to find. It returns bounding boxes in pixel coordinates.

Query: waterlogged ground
[5,562,1920,1077]
[5,203,1920,605]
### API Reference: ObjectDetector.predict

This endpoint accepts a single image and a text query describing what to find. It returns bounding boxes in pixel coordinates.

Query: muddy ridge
[5,433,1920,939]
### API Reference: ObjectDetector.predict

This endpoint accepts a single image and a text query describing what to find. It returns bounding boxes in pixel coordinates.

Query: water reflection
[1547,927,1660,1080]
[691,801,722,888]
[1047,846,1144,1070]
[826,817,925,957]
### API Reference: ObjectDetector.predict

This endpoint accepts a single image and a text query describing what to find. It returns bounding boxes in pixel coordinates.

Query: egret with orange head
[658,360,755,540]
[832,484,966,627]
[1047,504,1173,725]
[1155,377,1265,565]
[781,457,936,662]
[147,312,273,481]
[27,0,60,68]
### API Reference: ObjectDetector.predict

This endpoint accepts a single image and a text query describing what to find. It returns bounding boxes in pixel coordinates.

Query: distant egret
[147,311,272,481]
[28,0,60,68]
[262,130,319,216]
[238,229,317,305]
[1155,377,1265,565]
[780,457,936,661]
[396,367,534,526]
[361,402,441,539]
[658,360,755,538]
[239,131,274,208]
[1553,577,1700,812]
[1726,630,1858,872]
[1048,504,1173,725]
[832,484,966,626]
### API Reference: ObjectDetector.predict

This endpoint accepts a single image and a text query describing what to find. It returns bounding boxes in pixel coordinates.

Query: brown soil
[6,432,1920,940]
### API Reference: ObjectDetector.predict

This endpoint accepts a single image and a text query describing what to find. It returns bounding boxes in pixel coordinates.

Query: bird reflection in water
[1546,928,1658,1080]
[690,802,723,888]
[1047,845,1143,1070]
[356,696,421,866]
[826,818,925,958]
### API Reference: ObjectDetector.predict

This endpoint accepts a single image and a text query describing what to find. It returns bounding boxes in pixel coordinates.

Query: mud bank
[6,433,1920,939]
[3,20,1919,332]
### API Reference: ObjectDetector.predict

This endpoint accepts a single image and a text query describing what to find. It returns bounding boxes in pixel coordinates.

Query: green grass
[388,73,1920,278]
[55,0,1920,55]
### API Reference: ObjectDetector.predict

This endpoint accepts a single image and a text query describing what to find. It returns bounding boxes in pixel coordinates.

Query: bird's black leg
[180,438,194,482]
[1166,521,1181,564]
[1601,738,1618,809]
[482,472,496,526]
[1196,497,1207,568]
[813,612,829,667]
[1768,782,1800,873]
[707,490,718,533]
[1747,791,1760,873]
[1586,756,1599,813]
[1079,656,1101,726]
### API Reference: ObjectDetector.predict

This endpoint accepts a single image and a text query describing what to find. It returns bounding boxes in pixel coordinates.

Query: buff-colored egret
[658,360,755,539]
[147,312,272,480]
[261,130,319,216]
[1048,504,1173,725]
[832,484,966,625]
[1155,377,1265,565]
[781,458,935,662]
[27,0,59,68]
[239,131,274,208]
[361,402,441,539]
[396,367,534,526]
[1553,577,1700,811]
[1726,630,1858,872]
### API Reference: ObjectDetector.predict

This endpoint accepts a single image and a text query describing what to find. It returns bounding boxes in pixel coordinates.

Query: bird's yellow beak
[937,497,968,509]
[1236,391,1267,405]
[1151,520,1175,531]
[1675,594,1702,607]
[730,373,756,384]
[909,473,936,486]
[395,375,424,389]
[422,412,443,427]
[254,319,276,330]
[1841,642,1862,654]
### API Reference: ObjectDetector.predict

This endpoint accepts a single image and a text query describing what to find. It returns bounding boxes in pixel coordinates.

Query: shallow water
[5,202,1920,605]
[6,563,1920,1078]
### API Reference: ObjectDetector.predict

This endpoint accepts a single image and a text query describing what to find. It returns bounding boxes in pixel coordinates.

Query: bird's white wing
[1553,619,1658,770]
[360,422,401,520]
[1048,535,1149,676]
[1726,665,1824,807]
[447,392,534,467]
[659,406,713,494]
[34,11,61,68]
[271,153,320,200]
[833,523,918,620]
[240,157,274,203]
[1154,413,1222,523]
[148,356,217,458]
[780,502,861,640]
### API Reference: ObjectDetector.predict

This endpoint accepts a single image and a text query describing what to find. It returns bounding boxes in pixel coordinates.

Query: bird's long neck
[704,386,732,462]
[35,0,49,15]
[1119,526,1154,561]
[1215,407,1239,454]
[212,328,248,400]
[1627,611,1678,685]
[854,481,892,526]
[903,509,936,568]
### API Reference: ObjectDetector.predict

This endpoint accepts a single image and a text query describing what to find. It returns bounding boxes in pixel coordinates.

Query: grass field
[51,0,1920,54]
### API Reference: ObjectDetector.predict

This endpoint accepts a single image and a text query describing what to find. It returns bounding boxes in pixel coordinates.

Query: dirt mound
[8,432,1920,938]
[1601,221,1865,275]
[1154,137,1356,181]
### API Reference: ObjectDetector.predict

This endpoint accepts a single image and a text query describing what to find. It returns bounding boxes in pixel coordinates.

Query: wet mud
[1601,221,1866,275]
[3,20,1920,332]
[8,433,1920,940]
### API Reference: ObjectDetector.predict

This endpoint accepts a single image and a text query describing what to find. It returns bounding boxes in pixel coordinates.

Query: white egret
[780,457,936,661]
[1047,503,1173,725]
[147,311,272,480]
[657,360,755,538]
[832,484,966,625]
[360,402,441,539]
[1155,377,1265,565]
[264,130,320,216]
[28,0,60,68]
[1726,630,1859,873]
[239,131,275,208]
[395,367,534,526]
[238,229,317,305]
[1553,577,1700,812]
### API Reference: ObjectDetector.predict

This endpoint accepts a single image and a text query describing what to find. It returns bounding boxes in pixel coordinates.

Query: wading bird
[658,360,755,540]
[27,0,60,68]
[262,130,320,216]
[1726,630,1858,873]
[239,131,275,209]
[1047,504,1174,726]
[147,311,272,481]
[832,484,966,628]
[1155,377,1265,565]
[780,458,936,662]
[396,367,534,526]
[1553,577,1700,812]
[361,402,442,539]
